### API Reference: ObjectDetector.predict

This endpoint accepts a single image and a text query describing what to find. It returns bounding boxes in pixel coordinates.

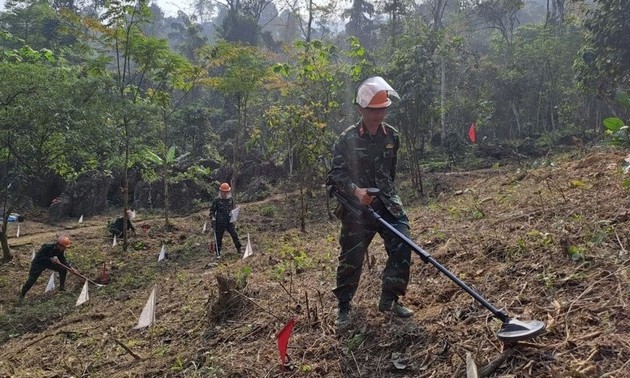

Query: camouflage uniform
[209,196,242,254]
[328,121,412,306]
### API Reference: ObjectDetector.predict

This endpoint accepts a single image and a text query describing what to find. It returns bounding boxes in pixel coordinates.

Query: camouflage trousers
[333,212,412,304]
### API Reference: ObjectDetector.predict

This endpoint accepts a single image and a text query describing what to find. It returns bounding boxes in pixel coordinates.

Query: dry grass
[0,148,629,377]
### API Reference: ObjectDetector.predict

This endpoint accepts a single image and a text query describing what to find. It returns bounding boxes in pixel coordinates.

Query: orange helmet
[367,90,391,108]
[57,235,71,248]
[219,183,231,192]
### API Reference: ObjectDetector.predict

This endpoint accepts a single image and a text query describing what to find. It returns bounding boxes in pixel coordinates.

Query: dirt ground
[0,148,629,377]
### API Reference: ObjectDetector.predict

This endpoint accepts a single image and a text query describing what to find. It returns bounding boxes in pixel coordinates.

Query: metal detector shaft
[56,261,104,288]
[330,186,509,323]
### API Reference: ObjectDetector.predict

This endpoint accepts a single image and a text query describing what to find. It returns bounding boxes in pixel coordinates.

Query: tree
[472,0,524,44]
[199,41,269,193]
[0,45,115,261]
[579,0,630,105]
[84,0,194,248]
[387,27,439,196]
[266,40,345,230]
[343,0,376,49]
[216,0,274,44]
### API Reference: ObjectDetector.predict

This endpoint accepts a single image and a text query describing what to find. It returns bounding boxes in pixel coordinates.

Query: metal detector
[328,186,545,343]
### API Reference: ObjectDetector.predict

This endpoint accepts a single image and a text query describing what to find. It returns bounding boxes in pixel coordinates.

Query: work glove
[51,256,61,265]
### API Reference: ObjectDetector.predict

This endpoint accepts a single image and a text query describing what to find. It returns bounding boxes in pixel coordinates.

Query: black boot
[378,295,413,318]
[336,301,351,327]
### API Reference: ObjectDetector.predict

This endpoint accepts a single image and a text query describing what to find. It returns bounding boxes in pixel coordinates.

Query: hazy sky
[0,0,184,17]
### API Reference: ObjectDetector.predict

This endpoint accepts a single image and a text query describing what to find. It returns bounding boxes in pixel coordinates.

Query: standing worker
[18,235,76,301]
[209,183,242,257]
[327,76,413,327]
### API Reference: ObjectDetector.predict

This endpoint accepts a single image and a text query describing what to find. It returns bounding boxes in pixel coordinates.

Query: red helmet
[220,183,231,192]
[57,235,71,248]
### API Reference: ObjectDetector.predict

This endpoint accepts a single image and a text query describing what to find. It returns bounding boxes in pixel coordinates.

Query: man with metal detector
[327,76,413,327]
[18,235,77,302]
[327,84,546,342]
[209,183,242,258]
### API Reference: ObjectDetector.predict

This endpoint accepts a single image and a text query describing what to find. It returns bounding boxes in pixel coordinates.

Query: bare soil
[0,148,629,377]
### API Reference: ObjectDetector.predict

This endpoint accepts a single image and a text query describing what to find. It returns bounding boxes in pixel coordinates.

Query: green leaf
[165,146,176,164]
[603,117,625,132]
[145,150,163,165]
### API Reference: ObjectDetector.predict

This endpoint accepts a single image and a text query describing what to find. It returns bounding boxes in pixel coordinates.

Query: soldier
[209,183,242,257]
[18,235,76,301]
[327,76,413,327]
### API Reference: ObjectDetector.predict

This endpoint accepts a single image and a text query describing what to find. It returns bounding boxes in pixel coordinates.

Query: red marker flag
[468,122,477,143]
[276,318,295,369]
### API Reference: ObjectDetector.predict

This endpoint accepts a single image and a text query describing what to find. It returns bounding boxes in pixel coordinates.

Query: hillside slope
[0,148,629,377]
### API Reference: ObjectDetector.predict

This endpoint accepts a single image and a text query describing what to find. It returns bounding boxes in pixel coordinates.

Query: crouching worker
[18,235,76,301]
[108,209,136,238]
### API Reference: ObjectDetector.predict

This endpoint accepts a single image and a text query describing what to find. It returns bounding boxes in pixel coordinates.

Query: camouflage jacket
[327,121,406,219]
[210,197,235,225]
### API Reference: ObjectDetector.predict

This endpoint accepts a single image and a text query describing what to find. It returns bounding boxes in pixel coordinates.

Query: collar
[358,122,387,137]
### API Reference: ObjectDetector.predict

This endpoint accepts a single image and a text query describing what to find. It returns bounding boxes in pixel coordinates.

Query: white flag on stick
[230,207,240,223]
[202,222,207,233]
[243,233,253,259]
[45,273,56,293]
[134,286,157,329]
[76,280,89,306]
[16,223,20,238]
[112,235,117,247]
[78,215,84,223]
[158,244,166,262]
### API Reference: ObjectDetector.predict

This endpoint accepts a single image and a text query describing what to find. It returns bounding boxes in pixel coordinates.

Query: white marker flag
[243,233,253,259]
[158,244,166,262]
[230,207,240,223]
[78,215,84,223]
[45,273,56,293]
[76,280,89,306]
[134,286,157,329]
[16,223,20,238]
[112,235,117,247]
[202,222,207,233]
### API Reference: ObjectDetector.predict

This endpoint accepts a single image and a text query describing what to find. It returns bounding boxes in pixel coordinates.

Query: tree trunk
[440,56,446,145]
[300,186,306,232]
[0,228,11,262]
[123,118,130,251]
[511,101,521,137]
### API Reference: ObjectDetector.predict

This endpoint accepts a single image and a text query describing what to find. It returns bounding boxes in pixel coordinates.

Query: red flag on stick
[276,318,295,369]
[468,122,477,143]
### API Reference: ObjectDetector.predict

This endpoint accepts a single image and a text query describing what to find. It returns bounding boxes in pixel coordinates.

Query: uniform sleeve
[209,199,217,217]
[328,136,357,196]
[58,253,69,267]
[391,133,399,181]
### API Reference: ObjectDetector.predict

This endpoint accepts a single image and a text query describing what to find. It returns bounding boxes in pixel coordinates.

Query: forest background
[0,0,629,257]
